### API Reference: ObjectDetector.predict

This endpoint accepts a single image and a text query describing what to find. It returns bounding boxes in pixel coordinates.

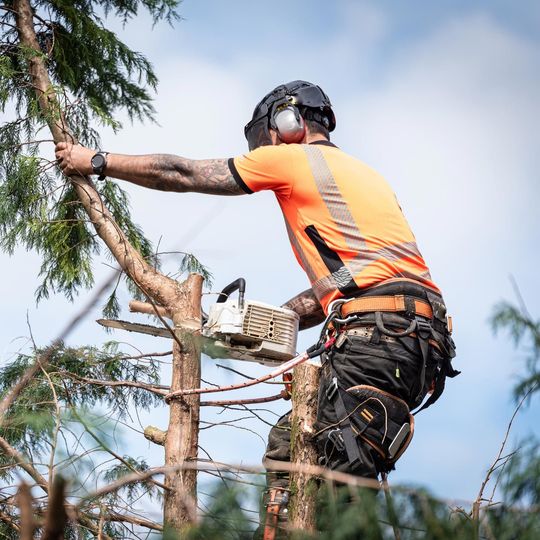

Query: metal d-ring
[375,311,417,338]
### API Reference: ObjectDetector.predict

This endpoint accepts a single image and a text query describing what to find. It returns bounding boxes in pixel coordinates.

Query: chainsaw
[97,278,300,366]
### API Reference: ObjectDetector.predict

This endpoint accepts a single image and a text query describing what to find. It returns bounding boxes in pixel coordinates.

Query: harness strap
[414,319,432,405]
[325,373,362,470]
[414,347,460,414]
[341,294,433,319]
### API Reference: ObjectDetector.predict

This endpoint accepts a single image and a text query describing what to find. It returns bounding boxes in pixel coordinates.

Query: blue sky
[2,0,540,511]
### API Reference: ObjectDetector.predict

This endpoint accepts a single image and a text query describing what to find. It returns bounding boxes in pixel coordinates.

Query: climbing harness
[315,285,459,472]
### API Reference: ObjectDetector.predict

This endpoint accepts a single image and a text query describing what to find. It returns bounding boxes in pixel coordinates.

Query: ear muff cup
[273,106,306,143]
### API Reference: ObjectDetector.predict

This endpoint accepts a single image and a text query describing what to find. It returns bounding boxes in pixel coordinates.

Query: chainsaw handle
[216,278,246,308]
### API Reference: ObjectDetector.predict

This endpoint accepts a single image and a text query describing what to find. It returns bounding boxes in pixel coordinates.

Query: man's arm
[282,288,326,331]
[54,142,245,196]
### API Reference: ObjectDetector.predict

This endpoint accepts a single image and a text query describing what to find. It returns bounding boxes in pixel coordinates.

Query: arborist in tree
[56,80,458,538]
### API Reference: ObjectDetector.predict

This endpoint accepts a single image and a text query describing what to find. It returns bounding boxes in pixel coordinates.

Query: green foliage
[161,481,540,540]
[178,252,214,288]
[89,455,163,517]
[0,0,184,303]
[0,340,169,537]
[0,341,162,457]
[491,300,540,400]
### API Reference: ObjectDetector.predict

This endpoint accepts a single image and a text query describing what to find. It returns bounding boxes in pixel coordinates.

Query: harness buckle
[404,295,416,319]
[416,319,432,339]
[327,429,346,453]
[326,376,339,401]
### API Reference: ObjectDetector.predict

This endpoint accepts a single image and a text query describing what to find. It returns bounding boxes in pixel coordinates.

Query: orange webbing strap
[263,489,287,540]
[340,295,433,319]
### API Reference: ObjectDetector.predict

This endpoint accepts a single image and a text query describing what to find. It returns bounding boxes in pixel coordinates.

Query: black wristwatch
[91,151,108,180]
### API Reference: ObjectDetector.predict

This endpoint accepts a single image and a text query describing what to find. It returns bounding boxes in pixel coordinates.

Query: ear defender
[273,106,306,144]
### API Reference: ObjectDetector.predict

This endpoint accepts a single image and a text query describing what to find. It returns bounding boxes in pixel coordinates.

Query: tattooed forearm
[147,155,244,195]
[282,288,325,331]
[102,153,245,195]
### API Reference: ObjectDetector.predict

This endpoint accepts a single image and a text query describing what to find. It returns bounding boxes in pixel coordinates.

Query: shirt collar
[309,140,338,148]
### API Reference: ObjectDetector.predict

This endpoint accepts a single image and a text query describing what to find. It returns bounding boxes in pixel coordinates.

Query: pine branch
[59,371,169,397]
[9,0,184,311]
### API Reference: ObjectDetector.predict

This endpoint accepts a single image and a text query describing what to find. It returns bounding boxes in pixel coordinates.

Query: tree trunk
[14,0,203,530]
[164,273,203,531]
[289,361,320,533]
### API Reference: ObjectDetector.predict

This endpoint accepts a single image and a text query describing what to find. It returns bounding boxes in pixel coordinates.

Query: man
[56,80,457,536]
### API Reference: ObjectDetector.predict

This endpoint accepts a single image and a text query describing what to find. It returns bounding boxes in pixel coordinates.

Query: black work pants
[263,315,439,485]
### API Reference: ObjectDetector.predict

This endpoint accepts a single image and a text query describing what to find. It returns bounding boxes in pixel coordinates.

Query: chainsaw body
[201,278,299,366]
[97,278,300,366]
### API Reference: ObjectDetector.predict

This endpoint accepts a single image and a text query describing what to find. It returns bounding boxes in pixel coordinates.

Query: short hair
[304,118,330,140]
[302,108,331,139]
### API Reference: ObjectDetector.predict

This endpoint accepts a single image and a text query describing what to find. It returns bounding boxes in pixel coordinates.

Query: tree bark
[164,273,203,531]
[288,362,320,533]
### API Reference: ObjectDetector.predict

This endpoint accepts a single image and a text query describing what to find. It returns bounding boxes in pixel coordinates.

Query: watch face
[91,154,106,169]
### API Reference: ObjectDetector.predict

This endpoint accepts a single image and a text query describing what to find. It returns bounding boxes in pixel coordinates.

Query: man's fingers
[55,141,68,152]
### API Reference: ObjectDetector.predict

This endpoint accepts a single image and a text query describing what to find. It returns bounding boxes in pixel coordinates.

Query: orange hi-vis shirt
[228,140,439,313]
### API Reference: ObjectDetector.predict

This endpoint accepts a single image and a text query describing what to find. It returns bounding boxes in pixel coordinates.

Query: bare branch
[201,393,285,407]
[473,382,539,521]
[100,511,163,531]
[78,460,382,507]
[59,371,169,397]
[509,274,533,321]
[165,351,311,401]
[129,300,171,319]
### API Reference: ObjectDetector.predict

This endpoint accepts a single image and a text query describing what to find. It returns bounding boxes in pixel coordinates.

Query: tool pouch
[341,384,414,467]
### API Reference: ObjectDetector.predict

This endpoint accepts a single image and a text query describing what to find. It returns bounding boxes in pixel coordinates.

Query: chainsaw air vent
[202,299,299,365]
[242,304,297,345]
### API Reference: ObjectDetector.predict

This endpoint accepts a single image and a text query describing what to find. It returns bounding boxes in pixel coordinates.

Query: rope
[164,338,335,403]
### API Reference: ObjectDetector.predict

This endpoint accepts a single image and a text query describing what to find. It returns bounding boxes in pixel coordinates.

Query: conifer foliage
[0,0,180,302]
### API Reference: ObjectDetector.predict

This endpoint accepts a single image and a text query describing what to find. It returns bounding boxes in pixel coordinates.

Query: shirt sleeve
[228,145,296,198]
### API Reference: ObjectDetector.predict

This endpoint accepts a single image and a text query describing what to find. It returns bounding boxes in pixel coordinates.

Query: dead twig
[473,382,539,525]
